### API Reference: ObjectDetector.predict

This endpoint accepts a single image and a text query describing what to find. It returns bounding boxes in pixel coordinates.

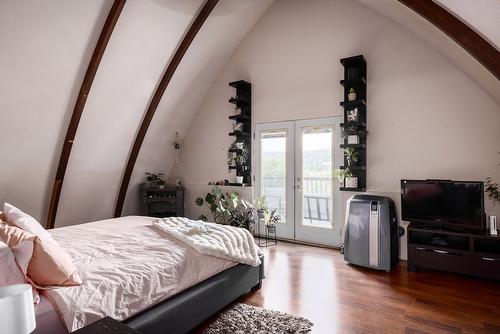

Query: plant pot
[236,176,244,184]
[348,92,356,101]
[347,135,359,144]
[257,209,266,220]
[266,224,276,233]
[235,142,244,150]
[234,107,242,115]
[345,177,358,188]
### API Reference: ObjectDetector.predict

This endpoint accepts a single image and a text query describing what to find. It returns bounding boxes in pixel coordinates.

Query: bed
[33,216,264,334]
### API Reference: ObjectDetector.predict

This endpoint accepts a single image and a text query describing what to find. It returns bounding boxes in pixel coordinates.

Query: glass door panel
[255,122,295,240]
[295,118,342,246]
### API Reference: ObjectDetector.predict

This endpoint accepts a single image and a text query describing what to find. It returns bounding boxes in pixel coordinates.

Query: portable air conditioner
[343,195,401,272]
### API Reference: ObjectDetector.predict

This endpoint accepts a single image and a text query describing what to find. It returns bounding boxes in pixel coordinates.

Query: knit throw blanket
[153,217,261,266]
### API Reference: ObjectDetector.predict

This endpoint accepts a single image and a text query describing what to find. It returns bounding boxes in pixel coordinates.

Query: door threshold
[254,234,341,250]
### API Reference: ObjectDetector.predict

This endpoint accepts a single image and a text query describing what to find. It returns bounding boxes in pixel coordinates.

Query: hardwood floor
[197,241,500,334]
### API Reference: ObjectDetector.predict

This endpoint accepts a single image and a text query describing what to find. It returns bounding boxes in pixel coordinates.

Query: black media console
[407,223,500,280]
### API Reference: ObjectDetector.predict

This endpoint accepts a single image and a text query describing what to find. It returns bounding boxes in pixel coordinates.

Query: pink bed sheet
[43,216,237,332]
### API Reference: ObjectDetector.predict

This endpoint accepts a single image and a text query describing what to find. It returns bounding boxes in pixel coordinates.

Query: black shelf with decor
[340,55,367,192]
[228,80,252,186]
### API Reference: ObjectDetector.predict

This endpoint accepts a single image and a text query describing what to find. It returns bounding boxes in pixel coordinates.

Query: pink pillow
[3,203,52,241]
[0,240,40,304]
[0,223,82,288]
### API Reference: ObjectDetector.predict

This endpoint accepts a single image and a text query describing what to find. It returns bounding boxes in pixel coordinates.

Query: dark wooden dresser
[139,184,184,218]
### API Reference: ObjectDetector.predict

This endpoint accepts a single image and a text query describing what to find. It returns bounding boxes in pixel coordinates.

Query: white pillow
[4,203,52,241]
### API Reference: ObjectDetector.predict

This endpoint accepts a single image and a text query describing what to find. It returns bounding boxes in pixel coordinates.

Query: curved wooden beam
[399,0,500,80]
[46,0,126,229]
[114,0,219,217]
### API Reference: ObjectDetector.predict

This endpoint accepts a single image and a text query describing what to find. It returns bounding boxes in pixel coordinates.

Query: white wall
[170,0,500,259]
[0,0,272,227]
[0,0,111,222]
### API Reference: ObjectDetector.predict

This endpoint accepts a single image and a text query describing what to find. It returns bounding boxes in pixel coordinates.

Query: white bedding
[153,217,261,266]
[44,216,237,332]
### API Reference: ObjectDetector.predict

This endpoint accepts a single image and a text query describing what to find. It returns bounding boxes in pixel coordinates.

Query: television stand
[407,223,500,280]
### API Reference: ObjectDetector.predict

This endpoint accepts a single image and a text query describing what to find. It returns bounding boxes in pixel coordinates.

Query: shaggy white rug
[203,303,314,334]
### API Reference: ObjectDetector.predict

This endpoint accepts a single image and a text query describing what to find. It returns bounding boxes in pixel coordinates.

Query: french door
[255,117,342,246]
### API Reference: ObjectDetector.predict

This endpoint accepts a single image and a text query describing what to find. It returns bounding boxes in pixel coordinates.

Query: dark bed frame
[124,255,264,334]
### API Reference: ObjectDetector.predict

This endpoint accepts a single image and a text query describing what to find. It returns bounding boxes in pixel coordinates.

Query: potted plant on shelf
[334,168,358,188]
[341,126,367,145]
[145,172,165,189]
[344,147,359,167]
[227,140,249,172]
[348,88,356,101]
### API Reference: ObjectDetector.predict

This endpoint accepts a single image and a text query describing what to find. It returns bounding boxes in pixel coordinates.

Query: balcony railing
[261,176,332,226]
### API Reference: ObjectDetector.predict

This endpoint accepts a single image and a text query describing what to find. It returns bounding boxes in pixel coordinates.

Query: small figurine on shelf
[348,88,356,101]
[347,108,359,122]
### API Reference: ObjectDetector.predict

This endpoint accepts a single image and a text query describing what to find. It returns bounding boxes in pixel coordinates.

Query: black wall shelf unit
[340,55,367,192]
[228,80,251,186]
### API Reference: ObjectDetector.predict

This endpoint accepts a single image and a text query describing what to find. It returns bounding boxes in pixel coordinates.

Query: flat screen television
[401,179,485,230]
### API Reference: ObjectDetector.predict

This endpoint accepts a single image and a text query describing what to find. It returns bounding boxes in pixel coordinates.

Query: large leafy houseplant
[195,187,238,224]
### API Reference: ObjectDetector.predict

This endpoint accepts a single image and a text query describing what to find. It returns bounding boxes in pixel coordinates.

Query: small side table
[72,317,140,334]
[255,213,277,247]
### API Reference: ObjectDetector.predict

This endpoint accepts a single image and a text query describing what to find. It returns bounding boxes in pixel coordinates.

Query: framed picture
[347,108,359,122]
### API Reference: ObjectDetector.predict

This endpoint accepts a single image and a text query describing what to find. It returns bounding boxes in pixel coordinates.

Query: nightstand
[72,317,140,334]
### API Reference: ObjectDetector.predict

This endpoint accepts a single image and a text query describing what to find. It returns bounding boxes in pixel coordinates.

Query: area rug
[203,303,314,334]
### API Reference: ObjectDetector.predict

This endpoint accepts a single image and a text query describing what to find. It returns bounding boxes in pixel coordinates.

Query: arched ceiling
[435,0,500,49]
[356,0,500,104]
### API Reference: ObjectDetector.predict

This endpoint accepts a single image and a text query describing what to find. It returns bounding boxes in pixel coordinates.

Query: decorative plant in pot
[485,152,500,205]
[228,199,256,234]
[145,172,165,189]
[341,126,367,145]
[334,168,358,188]
[227,140,249,172]
[347,88,356,101]
[344,147,359,167]
[486,177,500,204]
[195,186,239,224]
[263,208,280,233]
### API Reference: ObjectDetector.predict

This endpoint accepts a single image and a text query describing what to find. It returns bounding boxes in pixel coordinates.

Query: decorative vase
[345,177,358,188]
[348,92,356,101]
[347,135,359,144]
[236,176,244,184]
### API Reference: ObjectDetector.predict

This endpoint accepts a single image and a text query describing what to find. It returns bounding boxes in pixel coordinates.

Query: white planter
[235,142,244,149]
[345,177,358,188]
[347,135,359,144]
[348,92,356,101]
[236,176,244,184]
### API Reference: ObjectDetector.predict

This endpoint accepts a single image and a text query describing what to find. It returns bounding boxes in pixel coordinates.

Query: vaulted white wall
[0,0,112,223]
[170,0,500,258]
[0,0,273,227]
